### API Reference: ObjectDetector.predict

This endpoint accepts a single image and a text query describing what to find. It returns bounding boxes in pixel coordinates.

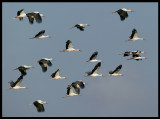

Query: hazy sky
[2,2,158,117]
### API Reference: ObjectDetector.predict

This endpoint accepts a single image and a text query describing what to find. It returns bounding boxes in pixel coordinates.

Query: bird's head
[40,14,46,17]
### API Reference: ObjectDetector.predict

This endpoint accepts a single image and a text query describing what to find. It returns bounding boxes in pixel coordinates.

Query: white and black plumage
[35,58,54,72]
[70,24,90,31]
[119,51,132,57]
[26,12,45,24]
[119,50,146,57]
[62,85,80,98]
[49,69,67,80]
[108,64,123,76]
[13,9,26,20]
[71,81,87,94]
[112,8,134,21]
[127,54,147,61]
[13,65,34,76]
[86,62,105,77]
[86,51,103,62]
[30,30,51,39]
[29,100,48,112]
[126,29,145,41]
[7,75,28,90]
[60,40,81,52]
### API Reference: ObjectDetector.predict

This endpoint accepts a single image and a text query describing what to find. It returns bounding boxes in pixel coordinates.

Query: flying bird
[12,9,26,21]
[119,50,146,57]
[62,85,80,98]
[71,80,87,94]
[85,62,105,77]
[26,12,45,24]
[29,100,48,112]
[108,64,123,76]
[126,29,145,42]
[70,24,90,31]
[30,30,51,39]
[13,65,34,76]
[35,58,54,72]
[7,75,28,90]
[127,54,147,61]
[49,69,67,80]
[85,51,103,62]
[59,40,81,52]
[112,8,134,21]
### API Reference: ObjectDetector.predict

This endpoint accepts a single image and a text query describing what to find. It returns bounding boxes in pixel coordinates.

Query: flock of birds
[7,8,147,113]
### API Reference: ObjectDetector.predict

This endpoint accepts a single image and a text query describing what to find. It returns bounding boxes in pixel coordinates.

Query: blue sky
[2,2,158,117]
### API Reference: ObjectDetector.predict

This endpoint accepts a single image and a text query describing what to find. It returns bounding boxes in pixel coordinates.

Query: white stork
[85,62,105,77]
[7,75,28,90]
[119,50,146,57]
[35,58,54,72]
[127,53,147,61]
[62,85,80,98]
[59,40,81,52]
[26,12,45,24]
[29,100,48,112]
[71,80,87,95]
[30,30,51,39]
[13,65,34,76]
[70,24,90,31]
[126,29,145,42]
[112,8,134,21]
[12,9,26,21]
[108,64,123,76]
[85,51,103,62]
[49,69,67,80]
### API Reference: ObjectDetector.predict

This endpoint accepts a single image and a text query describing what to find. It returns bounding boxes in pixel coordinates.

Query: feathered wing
[47,60,52,66]
[33,101,45,112]
[90,51,98,60]
[111,65,122,74]
[14,75,23,86]
[26,14,34,24]
[33,13,42,23]
[71,83,80,94]
[130,29,138,39]
[66,40,72,49]
[91,62,101,74]
[35,30,45,38]
[39,61,47,72]
[51,69,60,78]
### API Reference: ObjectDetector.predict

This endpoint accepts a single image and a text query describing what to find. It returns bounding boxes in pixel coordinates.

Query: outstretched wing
[91,62,101,74]
[15,75,23,86]
[130,29,138,39]
[110,64,122,74]
[66,40,72,49]
[39,61,47,72]
[35,30,45,38]
[51,69,60,78]
[90,51,98,60]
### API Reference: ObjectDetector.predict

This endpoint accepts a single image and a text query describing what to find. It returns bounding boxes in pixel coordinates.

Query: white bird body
[49,69,67,80]
[126,29,145,42]
[86,62,105,77]
[128,56,147,60]
[7,75,28,90]
[108,64,123,76]
[60,40,81,52]
[62,85,80,98]
[30,30,51,39]
[86,51,103,62]
[29,100,48,112]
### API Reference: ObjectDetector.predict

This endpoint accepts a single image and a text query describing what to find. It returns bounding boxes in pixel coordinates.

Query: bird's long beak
[34,61,38,63]
[112,11,116,14]
[50,58,55,60]
[46,102,48,104]
[131,10,134,12]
